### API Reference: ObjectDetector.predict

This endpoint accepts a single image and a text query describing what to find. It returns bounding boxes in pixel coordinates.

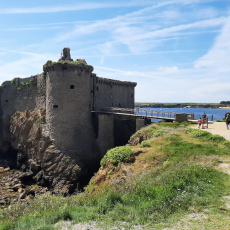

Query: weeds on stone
[11,78,16,85]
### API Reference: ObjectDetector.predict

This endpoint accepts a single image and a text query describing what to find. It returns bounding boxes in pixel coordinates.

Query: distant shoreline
[219,107,230,109]
[135,103,230,109]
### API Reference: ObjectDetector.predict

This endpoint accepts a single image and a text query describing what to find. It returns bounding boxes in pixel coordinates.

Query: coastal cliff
[10,109,83,193]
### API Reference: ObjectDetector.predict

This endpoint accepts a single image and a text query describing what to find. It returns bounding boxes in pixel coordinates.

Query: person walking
[198,118,202,129]
[226,114,230,130]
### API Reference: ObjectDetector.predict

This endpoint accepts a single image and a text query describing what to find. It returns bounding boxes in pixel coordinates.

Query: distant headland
[135,102,230,109]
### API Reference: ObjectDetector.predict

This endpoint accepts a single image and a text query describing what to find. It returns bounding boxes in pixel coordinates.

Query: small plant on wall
[11,78,16,85]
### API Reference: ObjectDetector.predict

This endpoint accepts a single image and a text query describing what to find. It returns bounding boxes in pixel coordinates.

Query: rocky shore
[0,167,47,206]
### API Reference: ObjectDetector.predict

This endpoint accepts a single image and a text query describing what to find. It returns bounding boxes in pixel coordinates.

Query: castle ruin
[0,48,137,192]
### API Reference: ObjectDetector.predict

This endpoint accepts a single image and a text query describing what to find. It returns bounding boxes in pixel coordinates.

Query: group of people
[198,112,230,130]
[198,113,207,129]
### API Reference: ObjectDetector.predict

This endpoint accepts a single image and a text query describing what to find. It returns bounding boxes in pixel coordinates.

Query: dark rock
[29,160,41,174]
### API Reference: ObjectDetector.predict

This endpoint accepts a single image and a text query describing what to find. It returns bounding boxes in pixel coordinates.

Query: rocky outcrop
[9,109,83,194]
[0,167,47,206]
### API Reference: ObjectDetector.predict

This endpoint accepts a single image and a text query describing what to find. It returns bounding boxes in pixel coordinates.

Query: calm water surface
[139,107,230,121]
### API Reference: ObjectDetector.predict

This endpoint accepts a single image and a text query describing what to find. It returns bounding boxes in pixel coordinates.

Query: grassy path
[191,122,230,141]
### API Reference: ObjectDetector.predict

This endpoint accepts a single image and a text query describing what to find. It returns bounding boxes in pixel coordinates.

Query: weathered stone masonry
[0,48,136,192]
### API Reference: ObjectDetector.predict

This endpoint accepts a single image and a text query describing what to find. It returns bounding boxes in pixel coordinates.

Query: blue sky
[0,0,230,103]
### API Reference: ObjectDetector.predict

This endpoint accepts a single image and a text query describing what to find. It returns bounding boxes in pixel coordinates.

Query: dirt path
[191,122,230,141]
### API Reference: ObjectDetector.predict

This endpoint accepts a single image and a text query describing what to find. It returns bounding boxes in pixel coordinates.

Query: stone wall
[0,75,42,163]
[93,75,136,109]
[0,49,137,191]
[44,62,99,166]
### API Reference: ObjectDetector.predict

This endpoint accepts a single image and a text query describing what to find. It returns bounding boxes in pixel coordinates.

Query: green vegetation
[51,62,57,66]
[17,87,22,91]
[185,128,226,143]
[20,82,25,86]
[140,140,151,148]
[100,146,132,167]
[220,101,230,105]
[11,78,16,85]
[1,124,230,229]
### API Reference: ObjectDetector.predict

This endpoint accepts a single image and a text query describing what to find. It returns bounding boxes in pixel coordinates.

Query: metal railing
[93,107,176,119]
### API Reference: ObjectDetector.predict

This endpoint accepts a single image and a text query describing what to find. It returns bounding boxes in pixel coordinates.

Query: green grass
[1,125,230,229]
[140,140,151,148]
[185,128,227,143]
[100,146,132,167]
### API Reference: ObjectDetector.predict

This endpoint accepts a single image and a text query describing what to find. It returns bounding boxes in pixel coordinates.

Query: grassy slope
[1,123,230,230]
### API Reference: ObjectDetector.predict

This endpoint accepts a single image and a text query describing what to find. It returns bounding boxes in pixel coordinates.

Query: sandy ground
[191,122,230,141]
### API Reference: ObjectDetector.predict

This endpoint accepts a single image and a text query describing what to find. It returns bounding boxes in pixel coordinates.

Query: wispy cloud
[6,26,62,31]
[131,17,227,41]
[0,2,155,14]
[194,15,230,72]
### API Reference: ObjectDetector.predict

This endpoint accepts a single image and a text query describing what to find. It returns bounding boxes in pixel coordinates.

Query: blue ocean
[139,107,230,122]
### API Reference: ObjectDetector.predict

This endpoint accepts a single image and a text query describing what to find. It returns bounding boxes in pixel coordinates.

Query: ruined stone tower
[0,48,137,191]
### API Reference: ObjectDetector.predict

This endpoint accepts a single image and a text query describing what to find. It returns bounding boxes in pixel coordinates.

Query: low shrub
[140,140,151,148]
[20,82,25,86]
[186,129,226,143]
[100,146,132,167]
[188,129,210,138]
[223,141,230,147]
[17,87,22,91]
[157,122,190,128]
[157,122,180,128]
[208,134,226,143]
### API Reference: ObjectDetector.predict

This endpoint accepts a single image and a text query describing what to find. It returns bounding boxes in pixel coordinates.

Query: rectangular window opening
[5,100,8,102]
[70,85,75,89]
[53,105,58,109]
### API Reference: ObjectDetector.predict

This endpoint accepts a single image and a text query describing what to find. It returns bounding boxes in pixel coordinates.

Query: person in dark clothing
[226,114,230,130]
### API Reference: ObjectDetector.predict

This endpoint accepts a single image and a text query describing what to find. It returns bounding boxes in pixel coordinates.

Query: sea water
[138,107,230,121]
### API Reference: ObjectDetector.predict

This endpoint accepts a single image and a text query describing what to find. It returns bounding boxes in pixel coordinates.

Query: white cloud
[7,26,62,31]
[0,51,56,83]
[132,17,227,41]
[0,2,156,14]
[158,66,178,73]
[194,15,230,72]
